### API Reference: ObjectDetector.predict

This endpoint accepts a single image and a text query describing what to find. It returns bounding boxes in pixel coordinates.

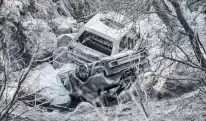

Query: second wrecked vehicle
[58,12,150,106]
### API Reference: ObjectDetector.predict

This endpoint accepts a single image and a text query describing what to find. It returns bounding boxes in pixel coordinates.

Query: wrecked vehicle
[58,12,150,106]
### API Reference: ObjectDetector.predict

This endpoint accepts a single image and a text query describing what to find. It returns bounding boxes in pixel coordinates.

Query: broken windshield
[77,31,113,55]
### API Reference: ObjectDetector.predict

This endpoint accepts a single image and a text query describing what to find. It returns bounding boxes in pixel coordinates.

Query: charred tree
[153,0,175,32]
[168,0,206,70]
[153,0,206,71]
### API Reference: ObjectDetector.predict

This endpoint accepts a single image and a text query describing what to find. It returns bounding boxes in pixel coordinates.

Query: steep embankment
[11,90,206,121]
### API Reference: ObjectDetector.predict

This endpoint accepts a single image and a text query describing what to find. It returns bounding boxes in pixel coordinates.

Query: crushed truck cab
[67,12,140,64]
[58,11,150,106]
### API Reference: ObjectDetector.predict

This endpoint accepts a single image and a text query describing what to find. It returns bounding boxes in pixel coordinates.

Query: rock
[29,0,60,19]
[161,78,200,98]
[53,33,77,69]
[71,27,79,33]
[154,71,204,99]
[69,102,97,121]
[77,22,85,29]
[187,0,203,12]
[22,19,57,59]
[53,47,70,69]
[57,35,71,47]
[73,102,94,114]
[51,17,77,36]
[0,1,59,69]
[57,33,76,47]
[23,63,71,106]
[1,0,30,23]
[55,23,72,36]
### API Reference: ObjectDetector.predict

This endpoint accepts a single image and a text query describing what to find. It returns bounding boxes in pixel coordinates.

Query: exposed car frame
[58,11,150,106]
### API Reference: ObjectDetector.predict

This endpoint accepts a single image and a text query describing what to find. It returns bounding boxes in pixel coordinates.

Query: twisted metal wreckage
[58,12,150,106]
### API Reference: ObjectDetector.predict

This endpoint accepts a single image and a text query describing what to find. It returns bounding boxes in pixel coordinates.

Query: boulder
[77,22,85,29]
[69,102,97,121]
[157,75,202,98]
[73,102,94,114]
[0,1,59,69]
[23,63,71,106]
[1,0,30,23]
[53,33,77,69]
[53,47,70,69]
[51,17,77,36]
[153,64,204,98]
[28,0,60,19]
[57,33,77,47]
[22,19,57,59]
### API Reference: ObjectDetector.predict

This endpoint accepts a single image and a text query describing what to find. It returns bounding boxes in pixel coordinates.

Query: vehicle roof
[84,11,133,42]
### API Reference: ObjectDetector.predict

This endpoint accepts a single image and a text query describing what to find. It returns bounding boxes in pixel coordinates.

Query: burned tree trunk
[153,0,206,71]
[0,0,3,8]
[168,0,206,70]
[153,0,175,32]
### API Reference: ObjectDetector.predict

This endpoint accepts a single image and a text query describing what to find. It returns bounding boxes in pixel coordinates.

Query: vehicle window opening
[119,36,135,52]
[78,31,113,55]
